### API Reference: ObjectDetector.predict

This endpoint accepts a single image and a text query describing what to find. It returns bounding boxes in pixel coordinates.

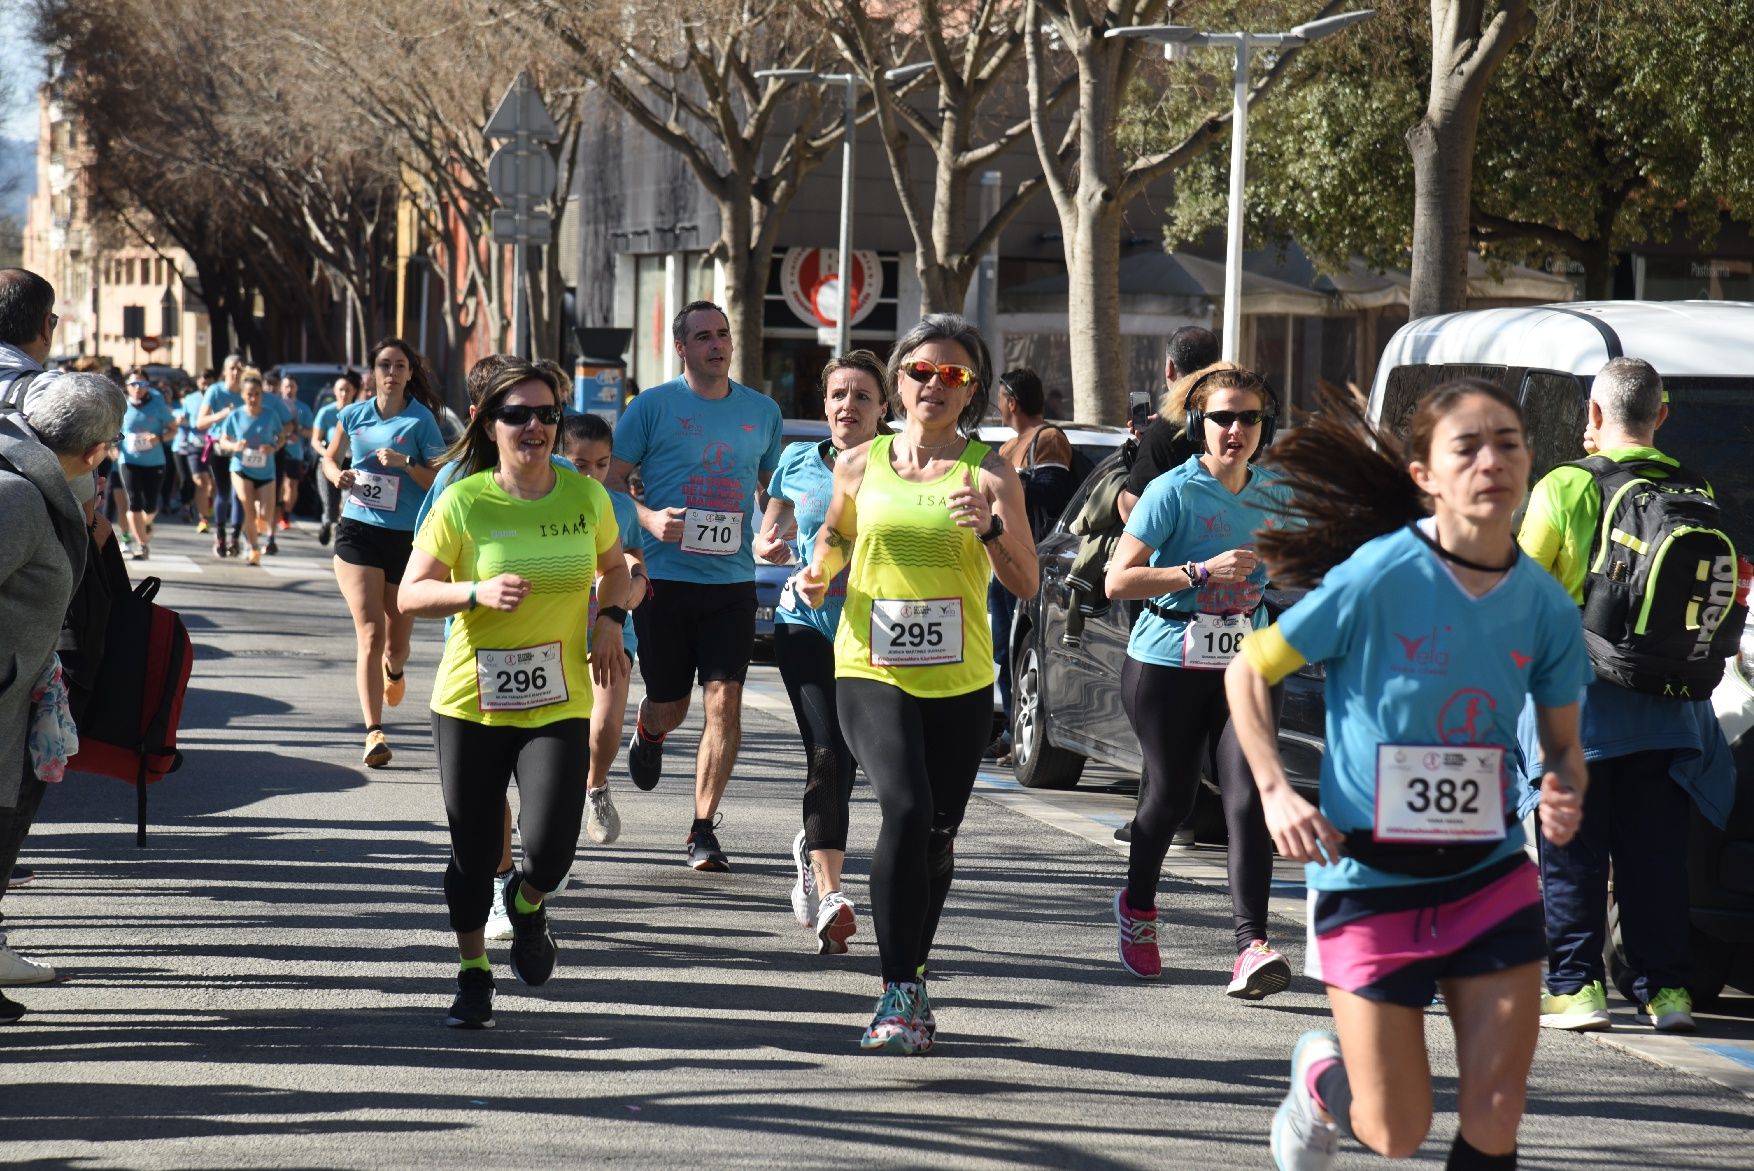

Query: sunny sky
[2,0,43,142]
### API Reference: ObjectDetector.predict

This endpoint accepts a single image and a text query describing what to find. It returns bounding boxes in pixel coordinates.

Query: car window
[1519,370,1587,486]
[1381,364,1514,440]
[1652,377,1754,557]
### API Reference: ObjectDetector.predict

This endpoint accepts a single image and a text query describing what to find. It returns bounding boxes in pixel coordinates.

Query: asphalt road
[3,518,1752,1168]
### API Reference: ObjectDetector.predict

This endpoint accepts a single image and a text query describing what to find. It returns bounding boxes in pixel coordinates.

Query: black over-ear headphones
[1184,368,1279,459]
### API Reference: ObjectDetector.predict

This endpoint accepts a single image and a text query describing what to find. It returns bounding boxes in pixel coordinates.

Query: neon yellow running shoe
[1643,986,1695,1033]
[1540,980,1611,1031]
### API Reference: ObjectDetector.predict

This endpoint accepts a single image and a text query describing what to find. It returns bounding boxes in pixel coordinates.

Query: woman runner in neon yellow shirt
[799,313,1036,1055]
[400,363,630,1030]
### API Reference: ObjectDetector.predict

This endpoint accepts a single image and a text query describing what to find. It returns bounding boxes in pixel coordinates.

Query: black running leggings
[1120,656,1282,953]
[774,624,859,853]
[432,713,590,933]
[838,678,992,984]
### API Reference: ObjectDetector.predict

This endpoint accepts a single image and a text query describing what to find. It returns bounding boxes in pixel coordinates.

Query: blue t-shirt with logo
[337,397,448,531]
[214,406,284,483]
[120,392,176,468]
[281,400,314,462]
[172,395,203,454]
[1123,456,1291,668]
[1274,521,1591,892]
[313,401,341,450]
[612,377,784,585]
[768,439,846,641]
[592,490,644,654]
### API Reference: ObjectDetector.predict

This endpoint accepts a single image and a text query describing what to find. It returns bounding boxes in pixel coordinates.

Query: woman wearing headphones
[1103,363,1294,997]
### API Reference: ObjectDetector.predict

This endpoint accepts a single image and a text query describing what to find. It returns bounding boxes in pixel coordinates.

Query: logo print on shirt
[1437,688,1497,744]
[1198,513,1233,537]
[702,443,735,474]
[1509,650,1532,669]
[741,423,756,432]
[676,415,703,437]
[1390,624,1451,675]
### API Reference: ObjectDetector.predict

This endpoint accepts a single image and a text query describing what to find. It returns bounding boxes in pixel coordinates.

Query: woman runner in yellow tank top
[798,313,1037,1055]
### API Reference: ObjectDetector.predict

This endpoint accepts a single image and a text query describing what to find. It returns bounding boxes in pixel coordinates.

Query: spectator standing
[1117,325,1221,522]
[0,268,58,412]
[1518,357,1736,1034]
[0,372,124,1018]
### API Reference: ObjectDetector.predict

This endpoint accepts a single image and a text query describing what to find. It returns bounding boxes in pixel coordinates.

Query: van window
[1519,370,1587,484]
[1654,378,1754,557]
[1381,364,1514,440]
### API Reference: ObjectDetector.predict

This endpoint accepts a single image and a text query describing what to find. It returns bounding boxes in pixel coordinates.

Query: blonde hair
[240,366,265,386]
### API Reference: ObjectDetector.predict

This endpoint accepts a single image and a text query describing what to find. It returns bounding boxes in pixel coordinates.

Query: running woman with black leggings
[799,314,1036,1055]
[399,365,630,1029]
[1225,381,1591,1171]
[754,349,884,955]
[1105,362,1293,996]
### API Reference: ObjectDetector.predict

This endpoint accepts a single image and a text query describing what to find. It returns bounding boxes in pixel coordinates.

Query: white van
[1368,300,1754,1005]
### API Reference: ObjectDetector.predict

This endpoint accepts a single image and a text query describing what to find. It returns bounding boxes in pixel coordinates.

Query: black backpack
[1571,454,1747,699]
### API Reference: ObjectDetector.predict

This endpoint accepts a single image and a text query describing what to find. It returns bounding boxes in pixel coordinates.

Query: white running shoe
[484,872,514,942]
[586,786,622,845]
[790,828,817,926]
[815,891,857,955]
[0,942,57,986]
[1271,1031,1341,1171]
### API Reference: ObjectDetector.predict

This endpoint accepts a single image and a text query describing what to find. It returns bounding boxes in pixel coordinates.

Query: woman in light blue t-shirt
[1226,380,1590,1171]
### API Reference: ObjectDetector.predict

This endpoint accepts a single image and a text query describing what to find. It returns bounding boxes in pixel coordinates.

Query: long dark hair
[437,358,559,480]
[1256,379,1524,588]
[367,336,442,416]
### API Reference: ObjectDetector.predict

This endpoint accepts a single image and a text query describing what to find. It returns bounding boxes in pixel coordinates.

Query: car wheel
[1010,640,1085,790]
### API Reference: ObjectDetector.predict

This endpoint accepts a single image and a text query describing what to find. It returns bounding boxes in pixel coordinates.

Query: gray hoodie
[0,341,48,413]
[0,412,86,804]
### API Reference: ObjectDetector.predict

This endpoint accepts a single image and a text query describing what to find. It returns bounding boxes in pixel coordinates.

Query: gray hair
[885,313,993,432]
[222,353,243,369]
[1592,357,1664,431]
[21,372,126,457]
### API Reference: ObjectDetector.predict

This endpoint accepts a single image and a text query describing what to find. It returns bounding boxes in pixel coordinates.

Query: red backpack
[68,577,193,844]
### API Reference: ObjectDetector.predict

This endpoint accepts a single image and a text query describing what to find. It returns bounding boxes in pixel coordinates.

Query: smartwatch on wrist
[977,514,1005,545]
[599,605,629,626]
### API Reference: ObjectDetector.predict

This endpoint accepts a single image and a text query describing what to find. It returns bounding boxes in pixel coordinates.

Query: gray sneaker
[586,786,621,845]
[1271,1031,1340,1171]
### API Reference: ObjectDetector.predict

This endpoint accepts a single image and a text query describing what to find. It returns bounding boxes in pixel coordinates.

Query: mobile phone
[1128,390,1152,431]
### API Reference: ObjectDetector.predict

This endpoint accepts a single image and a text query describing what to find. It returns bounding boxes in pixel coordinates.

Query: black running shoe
[7,865,33,889]
[265,538,279,556]
[503,870,557,986]
[318,522,332,546]
[627,725,663,791]
[445,968,495,1029]
[1113,820,1133,843]
[0,990,23,1025]
[686,820,731,872]
[213,532,228,557]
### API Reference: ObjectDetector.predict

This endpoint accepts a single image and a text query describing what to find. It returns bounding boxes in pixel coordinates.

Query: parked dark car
[1006,448,1328,823]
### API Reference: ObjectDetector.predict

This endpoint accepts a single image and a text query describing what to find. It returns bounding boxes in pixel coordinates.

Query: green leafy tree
[1158,0,1754,301]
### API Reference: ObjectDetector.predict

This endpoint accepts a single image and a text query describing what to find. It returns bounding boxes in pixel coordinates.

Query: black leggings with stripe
[838,678,992,984]
[773,624,859,852]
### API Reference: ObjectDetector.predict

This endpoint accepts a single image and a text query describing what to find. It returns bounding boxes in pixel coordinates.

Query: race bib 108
[870,597,964,667]
[1182,612,1250,670]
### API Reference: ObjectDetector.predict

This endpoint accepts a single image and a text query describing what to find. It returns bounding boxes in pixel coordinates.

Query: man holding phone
[1117,325,1220,522]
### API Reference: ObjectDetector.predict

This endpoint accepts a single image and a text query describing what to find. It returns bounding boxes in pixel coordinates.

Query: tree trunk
[1407,114,1477,318]
[717,193,766,391]
[1065,193,1126,426]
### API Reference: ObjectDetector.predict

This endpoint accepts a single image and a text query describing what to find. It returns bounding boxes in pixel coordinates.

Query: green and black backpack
[1571,454,1746,699]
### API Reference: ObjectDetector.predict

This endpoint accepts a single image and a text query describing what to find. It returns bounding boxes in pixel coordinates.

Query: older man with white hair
[0,371,125,1022]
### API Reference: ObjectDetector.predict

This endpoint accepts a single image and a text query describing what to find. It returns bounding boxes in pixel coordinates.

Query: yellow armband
[1240,623,1307,686]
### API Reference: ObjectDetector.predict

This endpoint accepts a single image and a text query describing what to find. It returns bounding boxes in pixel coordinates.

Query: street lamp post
[1107,11,1374,363]
[756,64,930,358]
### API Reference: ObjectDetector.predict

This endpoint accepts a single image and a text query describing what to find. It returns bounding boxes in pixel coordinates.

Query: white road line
[139,553,203,574]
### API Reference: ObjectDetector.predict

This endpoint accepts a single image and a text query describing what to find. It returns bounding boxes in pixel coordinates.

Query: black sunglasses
[1205,409,1266,428]
[494,404,563,427]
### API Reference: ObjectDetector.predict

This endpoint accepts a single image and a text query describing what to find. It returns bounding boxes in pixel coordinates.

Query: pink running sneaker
[1113,889,1161,979]
[1227,939,1292,1000]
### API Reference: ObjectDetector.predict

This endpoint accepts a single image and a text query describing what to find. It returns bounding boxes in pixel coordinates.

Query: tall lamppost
[1107,11,1374,363]
[756,63,931,357]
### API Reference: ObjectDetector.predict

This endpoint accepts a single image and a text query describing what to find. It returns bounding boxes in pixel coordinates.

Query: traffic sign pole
[485,72,560,360]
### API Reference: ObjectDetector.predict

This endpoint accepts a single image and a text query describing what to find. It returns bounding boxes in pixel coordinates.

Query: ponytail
[1257,378,1523,587]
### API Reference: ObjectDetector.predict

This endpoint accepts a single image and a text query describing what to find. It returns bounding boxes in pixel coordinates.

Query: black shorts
[117,463,164,507]
[631,579,758,702]
[333,518,416,585]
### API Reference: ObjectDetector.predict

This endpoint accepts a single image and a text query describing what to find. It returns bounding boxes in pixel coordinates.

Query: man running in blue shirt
[608,300,784,872]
